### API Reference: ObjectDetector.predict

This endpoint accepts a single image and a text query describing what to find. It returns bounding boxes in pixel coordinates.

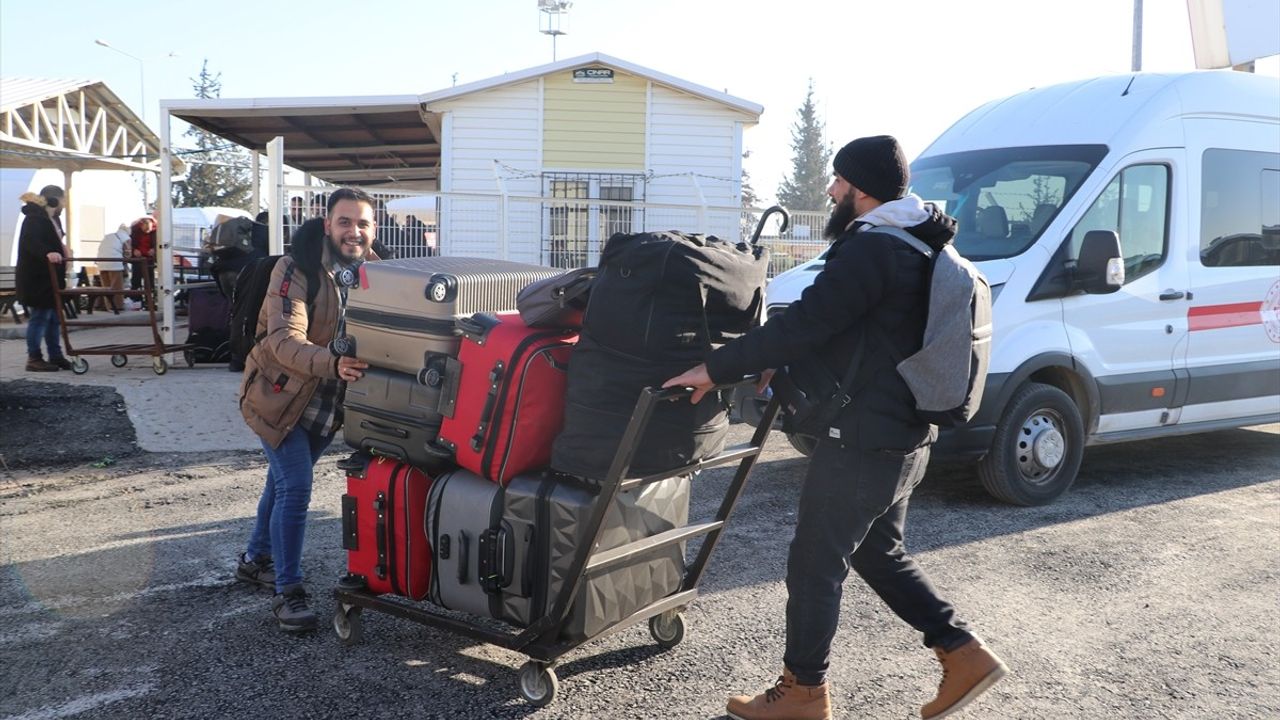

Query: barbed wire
[492,160,736,186]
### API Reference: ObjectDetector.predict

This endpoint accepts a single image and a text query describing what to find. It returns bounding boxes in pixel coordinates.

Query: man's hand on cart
[46,252,63,264]
[665,365,775,404]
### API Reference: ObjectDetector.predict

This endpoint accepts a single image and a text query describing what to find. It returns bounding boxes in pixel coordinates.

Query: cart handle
[650,373,762,402]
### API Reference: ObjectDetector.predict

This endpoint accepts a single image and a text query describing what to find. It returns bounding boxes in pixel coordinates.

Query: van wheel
[978,382,1083,506]
[786,432,818,457]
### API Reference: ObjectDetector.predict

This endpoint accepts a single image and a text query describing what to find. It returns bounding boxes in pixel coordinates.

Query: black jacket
[15,199,64,309]
[706,207,957,451]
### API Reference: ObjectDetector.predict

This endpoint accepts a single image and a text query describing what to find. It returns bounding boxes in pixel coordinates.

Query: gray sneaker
[272,584,317,632]
[236,553,275,589]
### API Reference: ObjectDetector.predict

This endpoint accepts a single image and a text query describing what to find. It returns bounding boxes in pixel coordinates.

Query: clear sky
[1,0,1276,203]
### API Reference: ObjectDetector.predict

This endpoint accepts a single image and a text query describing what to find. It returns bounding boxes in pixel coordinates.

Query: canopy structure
[0,77,169,173]
[167,95,440,186]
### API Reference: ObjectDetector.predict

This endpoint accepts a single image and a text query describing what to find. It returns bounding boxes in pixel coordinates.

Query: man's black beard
[823,196,856,240]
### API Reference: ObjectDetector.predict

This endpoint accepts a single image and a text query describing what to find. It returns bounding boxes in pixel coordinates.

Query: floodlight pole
[1131,0,1143,72]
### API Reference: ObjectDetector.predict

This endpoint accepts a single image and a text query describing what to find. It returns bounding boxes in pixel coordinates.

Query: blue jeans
[783,441,972,686]
[25,307,64,360]
[246,426,333,592]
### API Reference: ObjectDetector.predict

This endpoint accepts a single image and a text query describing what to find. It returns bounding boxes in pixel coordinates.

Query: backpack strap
[866,224,934,259]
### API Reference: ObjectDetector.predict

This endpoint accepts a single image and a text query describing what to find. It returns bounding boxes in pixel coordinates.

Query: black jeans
[783,440,972,686]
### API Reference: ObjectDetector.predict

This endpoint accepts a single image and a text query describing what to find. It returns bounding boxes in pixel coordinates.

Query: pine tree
[172,60,252,209]
[776,80,832,212]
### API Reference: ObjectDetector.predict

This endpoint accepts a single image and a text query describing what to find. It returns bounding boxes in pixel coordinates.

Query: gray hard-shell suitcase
[426,468,689,641]
[341,360,451,473]
[426,468,501,618]
[344,257,565,375]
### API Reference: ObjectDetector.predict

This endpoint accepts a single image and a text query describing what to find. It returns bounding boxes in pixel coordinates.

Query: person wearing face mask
[15,186,71,372]
[665,136,1006,720]
[234,187,377,632]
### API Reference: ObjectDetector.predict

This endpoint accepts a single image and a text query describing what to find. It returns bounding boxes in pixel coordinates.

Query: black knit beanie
[832,135,909,202]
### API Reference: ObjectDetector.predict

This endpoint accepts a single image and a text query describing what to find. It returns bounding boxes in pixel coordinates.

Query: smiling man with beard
[235,187,376,632]
[666,136,1006,720]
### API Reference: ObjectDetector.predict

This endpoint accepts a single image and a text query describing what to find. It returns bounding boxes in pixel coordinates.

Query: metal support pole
[267,137,285,255]
[251,152,260,212]
[1131,0,1143,72]
[493,160,508,260]
[158,106,176,347]
[689,174,708,234]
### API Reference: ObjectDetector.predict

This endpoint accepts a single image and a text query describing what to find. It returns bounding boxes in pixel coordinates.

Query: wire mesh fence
[271,184,830,278]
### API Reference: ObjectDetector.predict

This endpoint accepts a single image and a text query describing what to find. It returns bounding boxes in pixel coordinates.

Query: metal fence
[280,184,830,278]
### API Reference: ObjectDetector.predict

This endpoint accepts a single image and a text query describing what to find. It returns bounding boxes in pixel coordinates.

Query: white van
[764,71,1280,505]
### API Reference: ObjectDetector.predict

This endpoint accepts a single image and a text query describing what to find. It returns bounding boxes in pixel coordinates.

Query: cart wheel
[517,661,558,707]
[332,604,363,646]
[649,611,686,649]
[110,354,128,368]
[152,357,168,375]
[183,350,195,368]
[71,357,89,375]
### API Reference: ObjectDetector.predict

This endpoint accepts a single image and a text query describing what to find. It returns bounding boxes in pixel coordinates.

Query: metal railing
[279,183,830,278]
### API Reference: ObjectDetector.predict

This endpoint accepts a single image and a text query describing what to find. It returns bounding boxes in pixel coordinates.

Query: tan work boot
[921,638,1008,719]
[726,668,831,720]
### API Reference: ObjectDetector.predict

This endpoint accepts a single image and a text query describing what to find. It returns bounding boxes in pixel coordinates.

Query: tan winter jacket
[238,258,342,448]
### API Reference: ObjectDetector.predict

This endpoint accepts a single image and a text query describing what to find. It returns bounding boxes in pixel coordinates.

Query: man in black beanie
[666,135,1005,720]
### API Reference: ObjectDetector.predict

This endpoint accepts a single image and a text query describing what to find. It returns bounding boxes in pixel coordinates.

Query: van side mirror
[1077,230,1124,294]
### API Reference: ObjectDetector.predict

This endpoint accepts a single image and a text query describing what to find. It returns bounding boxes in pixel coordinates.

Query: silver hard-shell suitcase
[345,257,564,375]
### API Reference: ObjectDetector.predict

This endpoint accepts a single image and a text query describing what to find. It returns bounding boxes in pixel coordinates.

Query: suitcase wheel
[517,661,558,707]
[649,610,686,650]
[333,603,364,647]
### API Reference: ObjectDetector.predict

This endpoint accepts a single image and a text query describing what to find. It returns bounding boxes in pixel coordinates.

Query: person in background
[15,186,71,371]
[665,136,1007,720]
[95,223,130,313]
[235,188,377,632]
[128,216,157,309]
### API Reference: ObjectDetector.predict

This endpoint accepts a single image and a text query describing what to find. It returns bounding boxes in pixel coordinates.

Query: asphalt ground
[1,406,1277,720]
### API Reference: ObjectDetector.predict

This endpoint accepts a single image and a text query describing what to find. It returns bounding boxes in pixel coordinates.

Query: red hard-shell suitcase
[436,313,576,484]
[340,456,433,599]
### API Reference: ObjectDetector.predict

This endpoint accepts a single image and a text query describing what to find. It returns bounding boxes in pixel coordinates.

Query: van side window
[1068,164,1170,284]
[1200,149,1280,267]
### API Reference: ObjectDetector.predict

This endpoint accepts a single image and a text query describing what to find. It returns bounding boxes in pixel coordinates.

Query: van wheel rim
[1016,410,1066,484]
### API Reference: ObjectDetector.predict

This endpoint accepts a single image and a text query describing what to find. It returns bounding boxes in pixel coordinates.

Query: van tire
[978,382,1084,506]
[786,432,818,457]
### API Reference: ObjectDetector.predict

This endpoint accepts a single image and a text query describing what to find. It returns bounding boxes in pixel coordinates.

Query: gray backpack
[871,226,992,427]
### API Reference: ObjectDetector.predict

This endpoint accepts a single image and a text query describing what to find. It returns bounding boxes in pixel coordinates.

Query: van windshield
[910,145,1107,261]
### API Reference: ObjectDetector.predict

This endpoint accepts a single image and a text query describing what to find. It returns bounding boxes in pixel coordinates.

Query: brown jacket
[238,257,342,448]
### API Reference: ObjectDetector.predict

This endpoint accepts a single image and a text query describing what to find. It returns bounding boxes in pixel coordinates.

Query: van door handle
[1158,290,1186,301]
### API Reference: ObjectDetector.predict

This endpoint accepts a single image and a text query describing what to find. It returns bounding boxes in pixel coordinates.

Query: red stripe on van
[1187,302,1263,331]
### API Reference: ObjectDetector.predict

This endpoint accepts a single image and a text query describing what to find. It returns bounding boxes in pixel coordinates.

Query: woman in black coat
[15,187,71,371]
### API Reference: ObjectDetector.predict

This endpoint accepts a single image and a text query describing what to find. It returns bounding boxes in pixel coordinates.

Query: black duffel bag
[581,231,769,364]
[551,333,730,480]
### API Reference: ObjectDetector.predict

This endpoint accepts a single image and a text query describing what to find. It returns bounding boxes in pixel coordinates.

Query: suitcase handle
[456,531,469,584]
[457,312,502,344]
[478,523,514,593]
[437,356,462,418]
[360,419,411,439]
[470,360,505,453]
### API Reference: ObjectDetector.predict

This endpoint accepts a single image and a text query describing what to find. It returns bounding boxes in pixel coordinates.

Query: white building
[163,52,763,266]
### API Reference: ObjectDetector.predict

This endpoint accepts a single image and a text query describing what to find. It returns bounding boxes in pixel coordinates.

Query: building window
[542,172,646,268]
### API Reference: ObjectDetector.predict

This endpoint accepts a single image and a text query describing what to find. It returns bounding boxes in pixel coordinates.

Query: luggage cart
[48,258,194,375]
[332,379,781,707]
